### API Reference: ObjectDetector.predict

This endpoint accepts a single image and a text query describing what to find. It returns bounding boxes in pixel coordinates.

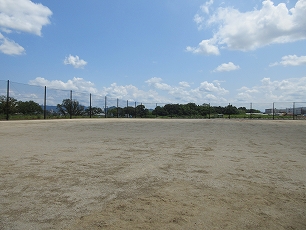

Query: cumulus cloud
[145,77,173,91]
[188,0,306,54]
[270,55,306,66]
[29,77,97,93]
[64,55,88,69]
[186,39,219,55]
[179,81,190,88]
[101,83,165,103]
[194,1,214,30]
[200,0,214,14]
[213,62,240,72]
[198,81,228,94]
[237,76,306,102]
[0,0,52,55]
[146,77,228,103]
[27,76,306,107]
[193,14,205,30]
[31,76,226,104]
[0,33,25,55]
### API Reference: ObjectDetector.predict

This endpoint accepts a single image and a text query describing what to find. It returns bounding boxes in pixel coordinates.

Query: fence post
[135,102,137,118]
[228,103,231,119]
[117,98,119,118]
[44,86,47,119]
[6,80,9,120]
[293,102,295,120]
[70,90,72,119]
[89,93,92,118]
[105,96,107,118]
[208,103,210,119]
[127,100,129,118]
[250,102,252,119]
[272,102,275,120]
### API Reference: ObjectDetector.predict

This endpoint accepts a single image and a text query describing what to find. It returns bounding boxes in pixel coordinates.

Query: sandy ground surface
[0,118,305,230]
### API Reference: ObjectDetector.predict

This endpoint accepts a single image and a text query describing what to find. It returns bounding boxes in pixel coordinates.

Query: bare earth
[0,119,305,230]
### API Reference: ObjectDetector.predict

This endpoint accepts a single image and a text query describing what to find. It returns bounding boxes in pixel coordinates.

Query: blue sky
[1,0,306,106]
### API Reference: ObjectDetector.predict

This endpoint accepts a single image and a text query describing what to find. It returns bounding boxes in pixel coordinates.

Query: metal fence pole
[105,96,107,118]
[44,86,47,119]
[70,90,72,119]
[135,101,137,118]
[228,103,231,119]
[117,98,119,118]
[6,80,9,120]
[127,100,129,118]
[293,102,295,120]
[273,102,275,120]
[89,93,92,118]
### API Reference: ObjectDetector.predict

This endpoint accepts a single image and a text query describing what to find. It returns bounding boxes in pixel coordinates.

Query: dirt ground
[0,118,305,230]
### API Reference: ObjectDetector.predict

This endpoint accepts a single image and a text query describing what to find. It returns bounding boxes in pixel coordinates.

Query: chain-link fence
[0,80,305,120]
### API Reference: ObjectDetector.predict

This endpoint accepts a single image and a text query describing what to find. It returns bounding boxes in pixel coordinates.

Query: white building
[265,107,306,115]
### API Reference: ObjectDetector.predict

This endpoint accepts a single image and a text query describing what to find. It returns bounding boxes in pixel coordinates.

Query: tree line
[152,103,260,117]
[1,96,260,119]
[55,100,260,118]
[0,96,43,116]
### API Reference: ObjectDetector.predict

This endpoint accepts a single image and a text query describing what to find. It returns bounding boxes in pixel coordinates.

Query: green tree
[224,104,239,115]
[57,99,85,117]
[152,106,168,116]
[198,104,210,116]
[164,104,183,117]
[183,103,199,116]
[0,96,18,114]
[246,108,261,113]
[17,100,43,115]
[238,107,247,114]
[123,106,136,117]
[136,104,149,117]
[85,106,103,116]
[107,107,120,117]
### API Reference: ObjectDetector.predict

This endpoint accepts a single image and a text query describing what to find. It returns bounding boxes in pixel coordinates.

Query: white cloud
[64,55,88,69]
[193,14,205,30]
[270,55,306,66]
[213,62,240,72]
[27,76,306,107]
[198,81,228,94]
[0,0,52,35]
[101,83,164,103]
[186,39,219,55]
[179,81,190,88]
[0,0,52,55]
[146,77,228,103]
[29,77,97,93]
[145,77,173,91]
[237,76,306,102]
[28,77,166,104]
[200,0,214,14]
[0,33,25,55]
[194,0,214,30]
[34,76,220,104]
[189,0,306,54]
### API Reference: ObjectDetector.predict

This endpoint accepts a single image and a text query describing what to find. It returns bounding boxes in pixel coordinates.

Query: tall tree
[85,106,103,116]
[0,96,18,114]
[136,104,148,118]
[57,99,85,117]
[17,100,43,115]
